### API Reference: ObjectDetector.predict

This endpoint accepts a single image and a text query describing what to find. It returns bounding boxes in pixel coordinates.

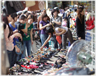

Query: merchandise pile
[9,48,95,75]
[8,48,67,75]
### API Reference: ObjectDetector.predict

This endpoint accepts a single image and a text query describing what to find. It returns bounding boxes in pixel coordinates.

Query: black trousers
[62,29,73,49]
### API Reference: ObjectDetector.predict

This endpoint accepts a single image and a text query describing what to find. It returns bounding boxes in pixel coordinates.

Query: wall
[28,1,40,11]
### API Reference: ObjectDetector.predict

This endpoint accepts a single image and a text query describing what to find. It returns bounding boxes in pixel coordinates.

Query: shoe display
[9,47,94,75]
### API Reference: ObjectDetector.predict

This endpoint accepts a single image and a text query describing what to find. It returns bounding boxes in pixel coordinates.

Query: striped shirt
[50,16,62,23]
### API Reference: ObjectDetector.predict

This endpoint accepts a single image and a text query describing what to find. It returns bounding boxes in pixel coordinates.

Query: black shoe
[54,61,62,68]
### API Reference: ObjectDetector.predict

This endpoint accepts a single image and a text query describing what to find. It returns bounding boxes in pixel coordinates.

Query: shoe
[54,61,62,68]
[54,57,66,68]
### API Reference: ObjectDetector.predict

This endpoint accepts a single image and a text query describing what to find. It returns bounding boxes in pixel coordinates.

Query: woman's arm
[52,21,61,25]
[39,23,51,30]
[37,16,41,29]
[9,33,22,42]
[15,45,20,53]
[52,17,62,25]
[30,28,33,44]
[13,29,18,34]
[40,33,52,50]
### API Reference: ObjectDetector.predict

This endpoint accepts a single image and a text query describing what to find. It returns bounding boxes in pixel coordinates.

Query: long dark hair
[11,13,17,20]
[77,5,84,24]
[2,14,13,38]
[42,14,48,21]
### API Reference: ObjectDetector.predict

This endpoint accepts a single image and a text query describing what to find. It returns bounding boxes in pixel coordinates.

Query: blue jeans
[15,41,24,61]
[50,35,62,49]
[40,34,49,48]
[7,48,17,68]
[23,40,32,57]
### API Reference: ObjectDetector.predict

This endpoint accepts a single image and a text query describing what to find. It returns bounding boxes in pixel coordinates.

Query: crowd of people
[2,5,85,68]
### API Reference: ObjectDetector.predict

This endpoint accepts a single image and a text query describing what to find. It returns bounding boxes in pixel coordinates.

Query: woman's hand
[13,29,18,33]
[15,46,20,53]
[52,21,55,23]
[31,41,33,44]
[9,35,14,42]
[40,47,43,51]
[46,24,51,27]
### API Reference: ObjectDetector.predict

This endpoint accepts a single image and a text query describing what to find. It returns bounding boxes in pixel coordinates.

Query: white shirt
[55,26,68,34]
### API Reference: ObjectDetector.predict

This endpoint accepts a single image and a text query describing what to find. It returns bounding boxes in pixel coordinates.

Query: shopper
[40,17,73,51]
[50,7,62,49]
[23,15,34,56]
[37,9,46,29]
[39,14,51,48]
[40,22,70,51]
[16,15,28,58]
[3,14,22,68]
[9,13,24,61]
[66,9,71,28]
[76,5,85,40]
[61,17,73,50]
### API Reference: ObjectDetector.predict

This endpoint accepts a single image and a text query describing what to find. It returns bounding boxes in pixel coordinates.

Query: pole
[46,0,48,9]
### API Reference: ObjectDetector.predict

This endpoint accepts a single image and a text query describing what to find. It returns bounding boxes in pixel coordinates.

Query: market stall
[1,1,95,75]
[8,40,95,75]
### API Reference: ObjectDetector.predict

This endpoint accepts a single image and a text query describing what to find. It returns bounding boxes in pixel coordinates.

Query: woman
[9,13,24,61]
[50,7,62,49]
[76,5,85,40]
[23,15,34,56]
[39,14,51,48]
[61,17,73,50]
[40,23,69,51]
[3,14,22,68]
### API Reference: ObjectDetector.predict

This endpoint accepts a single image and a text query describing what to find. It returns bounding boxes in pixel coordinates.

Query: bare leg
[40,33,52,51]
